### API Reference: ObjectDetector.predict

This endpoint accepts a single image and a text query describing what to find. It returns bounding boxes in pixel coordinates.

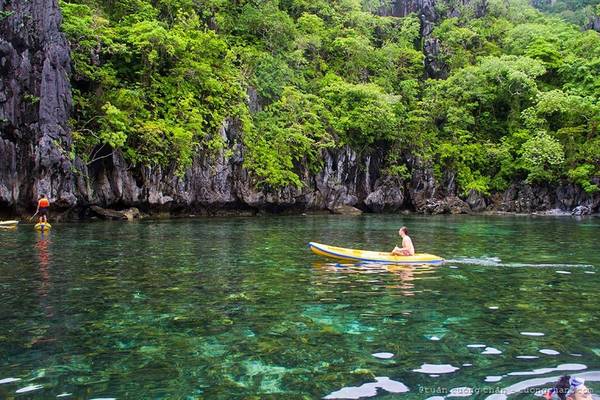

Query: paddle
[29,211,39,222]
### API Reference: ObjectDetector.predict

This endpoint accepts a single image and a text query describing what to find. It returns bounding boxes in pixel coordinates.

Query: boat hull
[309,242,444,265]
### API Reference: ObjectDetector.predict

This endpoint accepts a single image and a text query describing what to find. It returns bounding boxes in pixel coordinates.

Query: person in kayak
[392,226,415,256]
[36,194,50,223]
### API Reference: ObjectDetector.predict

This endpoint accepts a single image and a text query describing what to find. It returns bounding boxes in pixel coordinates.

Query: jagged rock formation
[0,0,79,214]
[0,0,598,218]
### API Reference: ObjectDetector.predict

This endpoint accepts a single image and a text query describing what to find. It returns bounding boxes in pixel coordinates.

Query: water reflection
[311,262,438,297]
[33,232,55,347]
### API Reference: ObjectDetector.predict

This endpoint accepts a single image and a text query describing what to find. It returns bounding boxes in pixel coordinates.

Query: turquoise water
[0,214,599,399]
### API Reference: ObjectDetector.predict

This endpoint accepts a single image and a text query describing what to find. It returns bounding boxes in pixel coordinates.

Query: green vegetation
[60,0,599,192]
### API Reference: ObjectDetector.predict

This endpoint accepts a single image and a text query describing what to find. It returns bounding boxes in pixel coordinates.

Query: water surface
[1,214,599,399]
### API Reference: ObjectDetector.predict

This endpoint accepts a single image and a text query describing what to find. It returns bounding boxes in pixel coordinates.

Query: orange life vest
[38,198,49,208]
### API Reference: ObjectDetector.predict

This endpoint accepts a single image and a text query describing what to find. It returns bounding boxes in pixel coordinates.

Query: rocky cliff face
[1,0,598,218]
[0,0,79,215]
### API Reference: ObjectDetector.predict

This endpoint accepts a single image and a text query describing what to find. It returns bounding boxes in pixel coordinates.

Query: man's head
[39,194,46,199]
[399,226,409,237]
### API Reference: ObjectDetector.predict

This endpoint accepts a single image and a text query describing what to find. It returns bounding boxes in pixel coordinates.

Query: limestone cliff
[0,0,598,218]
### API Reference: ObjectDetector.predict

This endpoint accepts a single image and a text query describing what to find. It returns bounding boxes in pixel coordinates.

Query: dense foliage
[60,0,600,193]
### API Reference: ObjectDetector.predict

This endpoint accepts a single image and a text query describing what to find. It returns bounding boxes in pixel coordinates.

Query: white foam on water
[448,387,473,397]
[447,257,502,266]
[425,397,445,400]
[57,394,72,398]
[430,336,441,341]
[90,398,117,400]
[16,384,43,393]
[482,347,502,355]
[584,271,596,274]
[540,349,560,355]
[413,364,460,374]
[517,356,539,359]
[485,376,503,383]
[521,332,545,336]
[372,352,394,359]
[447,257,592,269]
[556,271,571,274]
[508,263,591,268]
[467,344,486,348]
[463,364,473,367]
[489,306,499,310]
[0,378,21,384]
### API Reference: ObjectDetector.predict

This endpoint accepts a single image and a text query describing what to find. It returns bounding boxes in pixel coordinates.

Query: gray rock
[466,190,486,212]
[364,177,405,212]
[571,205,591,216]
[331,205,363,215]
[0,0,76,213]
[422,196,469,214]
[89,205,141,220]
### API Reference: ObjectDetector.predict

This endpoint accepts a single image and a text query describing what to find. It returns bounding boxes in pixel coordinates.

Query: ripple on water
[372,352,394,359]
[15,385,43,393]
[482,347,502,355]
[0,378,21,384]
[540,349,560,355]
[520,332,545,336]
[323,377,409,399]
[507,363,587,377]
[413,364,460,374]
[485,376,502,383]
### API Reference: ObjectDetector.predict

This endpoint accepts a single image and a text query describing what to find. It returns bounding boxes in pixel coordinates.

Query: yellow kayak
[309,242,444,265]
[34,222,52,232]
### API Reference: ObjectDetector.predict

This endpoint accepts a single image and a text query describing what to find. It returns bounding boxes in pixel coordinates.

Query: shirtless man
[392,226,415,256]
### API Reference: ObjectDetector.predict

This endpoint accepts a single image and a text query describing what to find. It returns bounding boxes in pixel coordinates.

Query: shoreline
[2,207,597,224]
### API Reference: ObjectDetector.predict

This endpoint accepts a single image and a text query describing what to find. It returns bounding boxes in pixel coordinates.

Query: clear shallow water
[0,214,599,399]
